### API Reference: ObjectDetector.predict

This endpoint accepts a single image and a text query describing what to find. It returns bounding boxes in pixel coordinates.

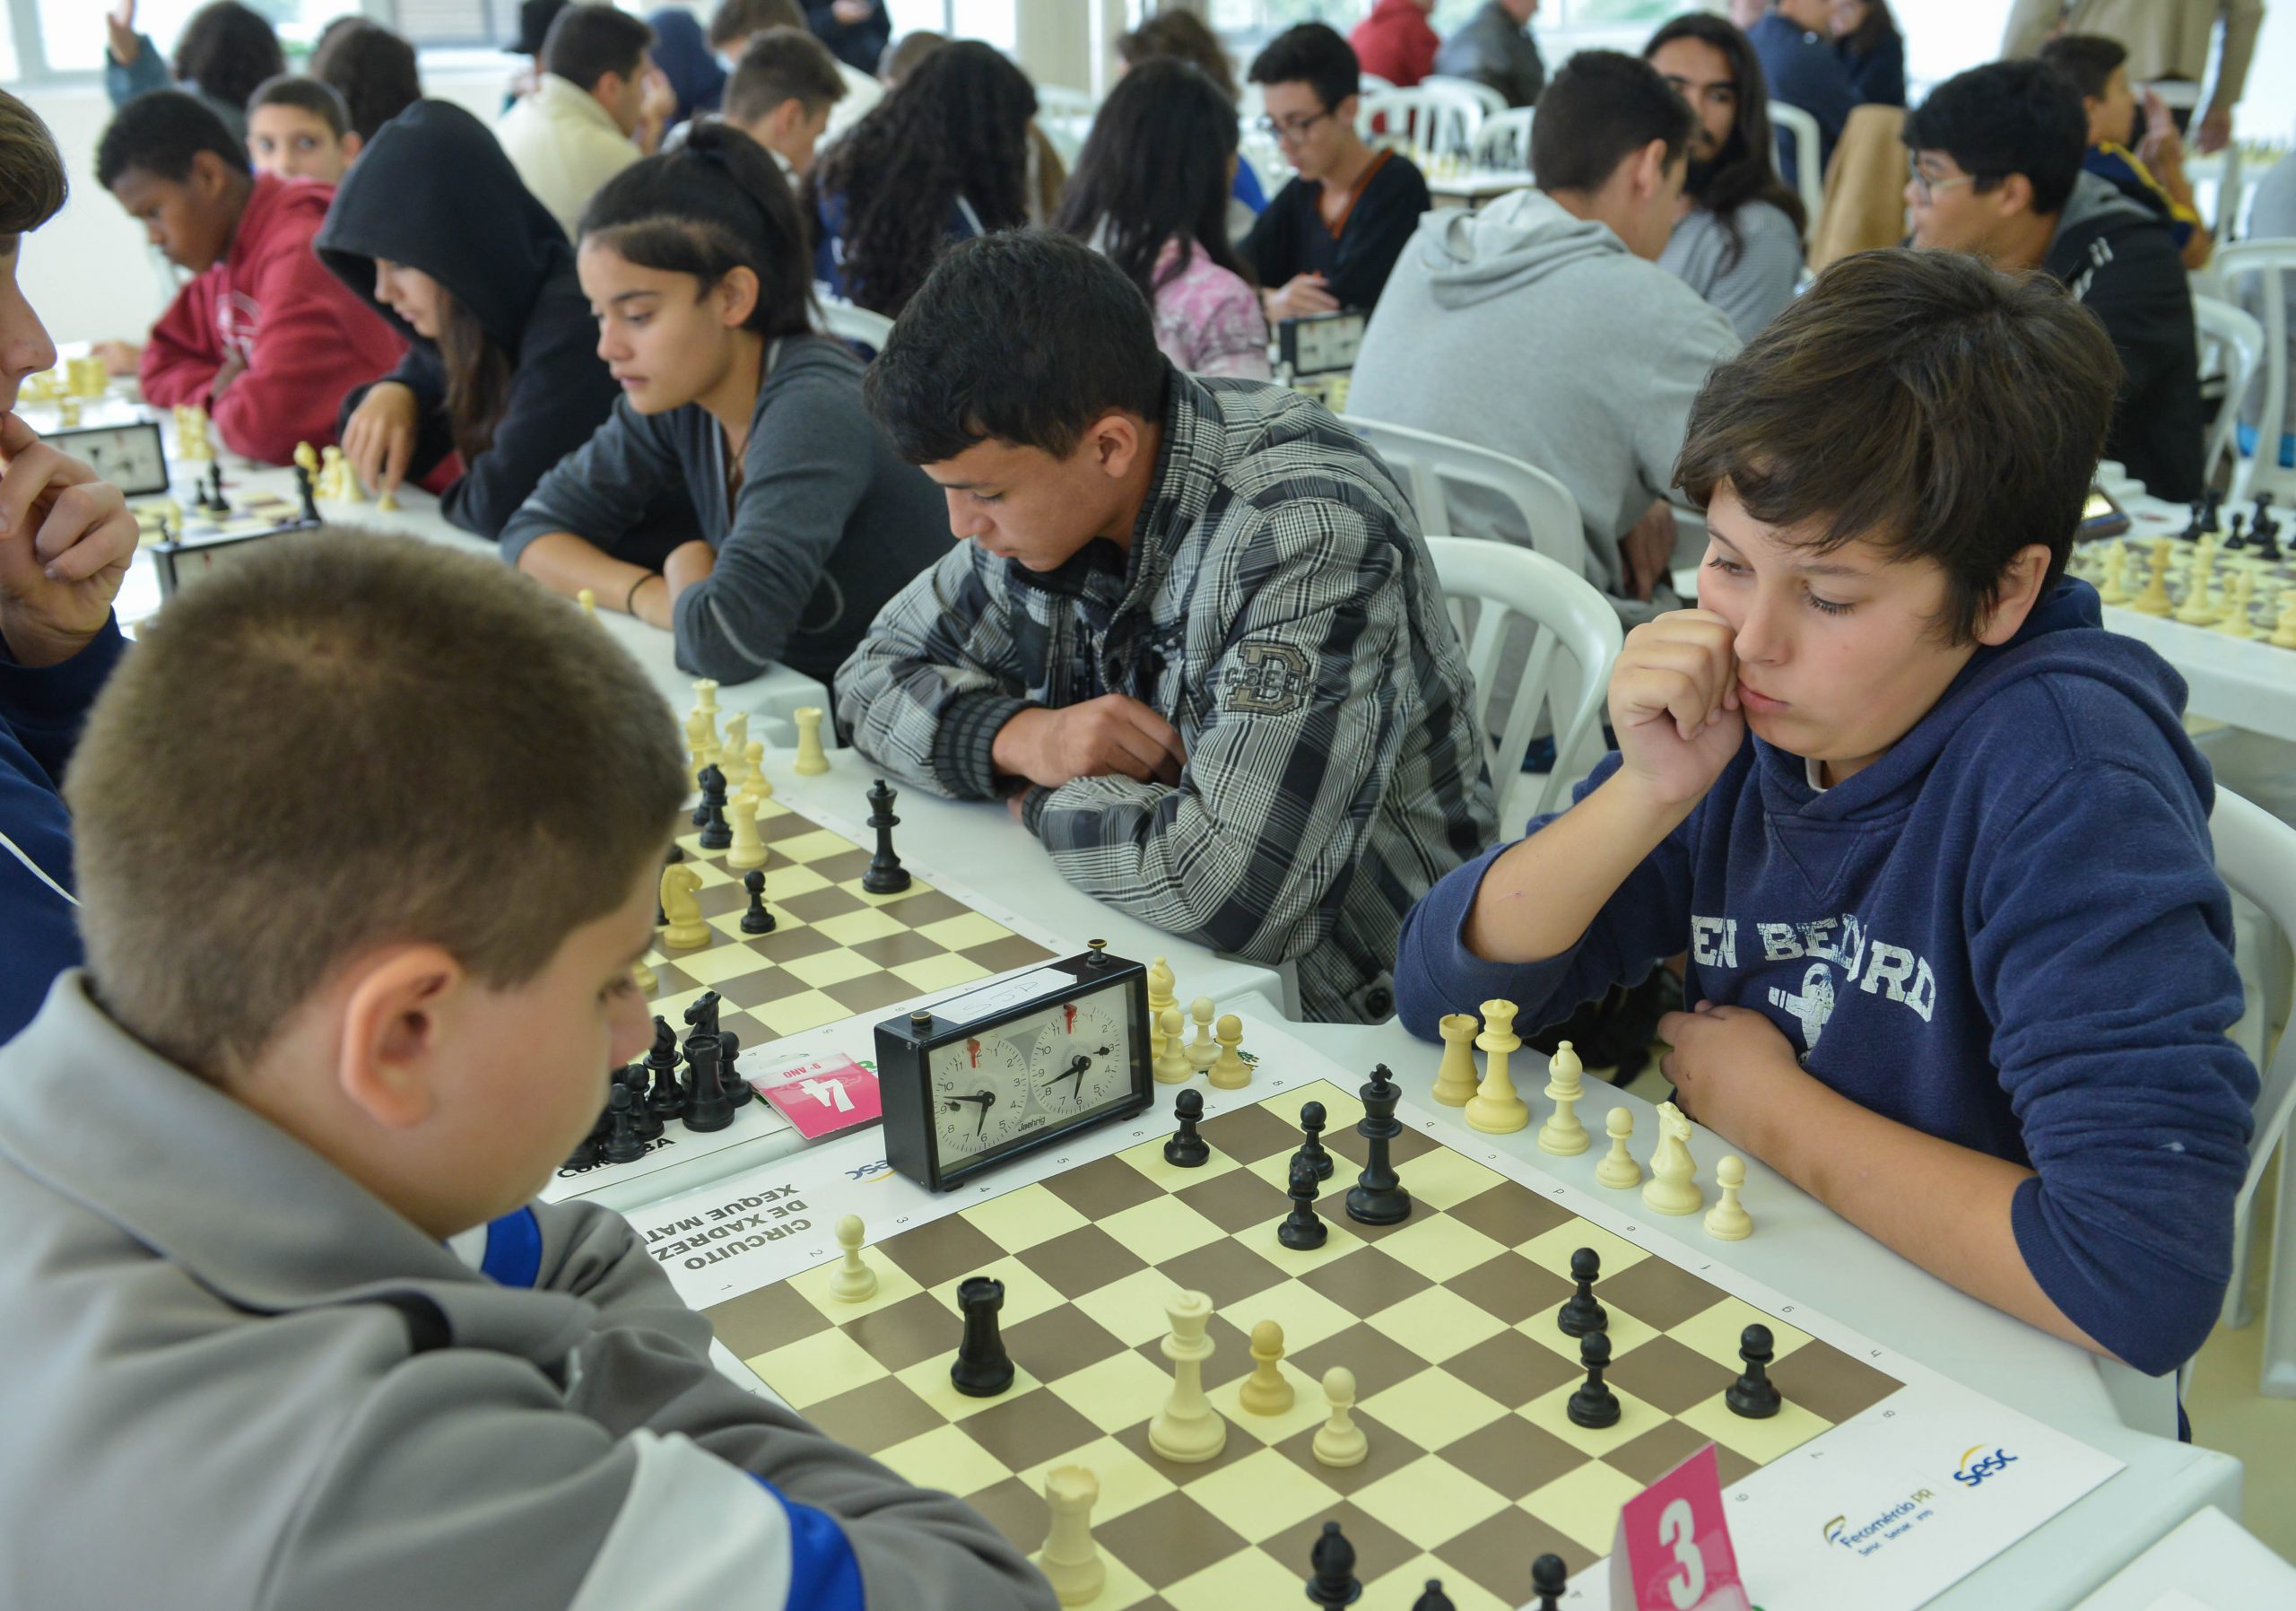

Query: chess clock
[46,422,169,496]
[876,941,1152,1191]
[150,516,323,599]
[1275,309,1368,377]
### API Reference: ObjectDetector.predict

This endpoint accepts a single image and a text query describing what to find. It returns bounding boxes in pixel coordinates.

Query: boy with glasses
[1243,23,1431,322]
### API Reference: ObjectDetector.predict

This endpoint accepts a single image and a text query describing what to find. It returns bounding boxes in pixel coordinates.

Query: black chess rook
[682,1032,735,1132]
[950,1276,1013,1397]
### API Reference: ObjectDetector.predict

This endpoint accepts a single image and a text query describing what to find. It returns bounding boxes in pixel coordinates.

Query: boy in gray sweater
[0,534,1055,1611]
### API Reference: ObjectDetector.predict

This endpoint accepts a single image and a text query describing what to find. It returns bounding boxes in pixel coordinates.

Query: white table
[2071,1506,2296,1608]
[1425,165,1537,208]
[1259,997,2247,1609]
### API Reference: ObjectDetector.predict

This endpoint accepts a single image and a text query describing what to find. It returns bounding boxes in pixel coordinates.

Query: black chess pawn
[292,463,318,524]
[695,766,733,850]
[1412,1581,1456,1611]
[1294,1100,1334,1181]
[1307,1520,1361,1610]
[2255,490,2276,536]
[2204,488,2225,534]
[1726,1323,1783,1419]
[1567,1329,1620,1428]
[622,1065,664,1141]
[682,1033,735,1132]
[1277,1154,1328,1250]
[563,1109,607,1171]
[2226,511,2250,552]
[601,1084,648,1163]
[1557,1246,1606,1337]
[1530,1553,1568,1611]
[950,1276,1013,1397]
[862,779,911,894]
[740,867,776,934]
[1344,1063,1411,1226]
[645,1016,685,1120]
[721,1031,752,1107]
[2184,499,2206,538]
[1164,1087,1210,1166]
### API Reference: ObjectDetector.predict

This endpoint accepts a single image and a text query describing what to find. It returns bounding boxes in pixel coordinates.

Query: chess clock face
[876,945,1152,1191]
[47,422,169,496]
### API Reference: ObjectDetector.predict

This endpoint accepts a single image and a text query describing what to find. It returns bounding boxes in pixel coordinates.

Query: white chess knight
[1642,1102,1702,1215]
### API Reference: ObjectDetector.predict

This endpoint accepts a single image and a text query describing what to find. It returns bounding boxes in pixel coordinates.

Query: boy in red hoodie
[1351,0,1439,86]
[97,91,401,466]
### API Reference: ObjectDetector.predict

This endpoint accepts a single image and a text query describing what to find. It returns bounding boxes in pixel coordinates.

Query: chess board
[2072,532,2296,647]
[661,1030,2119,1611]
[134,488,309,545]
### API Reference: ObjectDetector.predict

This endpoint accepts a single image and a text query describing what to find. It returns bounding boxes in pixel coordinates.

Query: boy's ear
[1972,542,2055,646]
[1995,171,2039,219]
[341,130,364,163]
[336,945,467,1129]
[188,148,237,202]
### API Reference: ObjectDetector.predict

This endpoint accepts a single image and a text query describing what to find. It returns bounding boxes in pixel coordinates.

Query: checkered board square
[646,798,1057,1058]
[703,1079,1904,1611]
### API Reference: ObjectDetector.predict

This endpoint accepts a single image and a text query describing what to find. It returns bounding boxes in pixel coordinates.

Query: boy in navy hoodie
[1395,247,2256,1378]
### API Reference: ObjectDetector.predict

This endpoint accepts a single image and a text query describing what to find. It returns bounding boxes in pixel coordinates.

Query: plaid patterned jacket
[834,373,1496,1021]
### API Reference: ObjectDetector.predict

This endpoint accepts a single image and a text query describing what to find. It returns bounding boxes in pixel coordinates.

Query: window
[5,0,369,83]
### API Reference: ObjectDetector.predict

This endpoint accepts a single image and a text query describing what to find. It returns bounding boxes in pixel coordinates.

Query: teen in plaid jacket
[835,232,1495,1022]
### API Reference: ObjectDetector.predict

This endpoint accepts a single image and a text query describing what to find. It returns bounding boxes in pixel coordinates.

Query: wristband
[624,573,655,614]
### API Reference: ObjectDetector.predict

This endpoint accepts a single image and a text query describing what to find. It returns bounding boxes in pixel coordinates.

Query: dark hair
[1837,0,1900,58]
[708,0,803,49]
[1676,248,2119,643]
[66,531,685,1076]
[309,21,422,143]
[805,40,1037,318]
[1054,61,1249,310]
[579,120,814,341]
[97,90,249,190]
[1903,60,2087,215]
[543,3,654,93]
[877,30,946,86]
[170,2,284,114]
[436,290,515,467]
[2036,33,2130,104]
[248,74,351,140]
[725,27,847,123]
[1118,11,1238,102]
[865,231,1168,464]
[1247,22,1357,113]
[0,89,68,236]
[1645,13,1805,263]
[1532,50,1694,194]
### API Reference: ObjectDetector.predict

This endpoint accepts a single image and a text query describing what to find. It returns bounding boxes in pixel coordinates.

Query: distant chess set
[2072,489,2296,648]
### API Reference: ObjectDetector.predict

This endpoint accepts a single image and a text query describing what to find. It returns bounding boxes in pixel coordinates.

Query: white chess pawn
[744,741,772,805]
[1642,1102,1703,1215]
[2217,571,2258,640]
[631,957,656,995]
[726,795,767,870]
[1431,1013,1479,1106]
[2274,595,2296,649]
[1538,1040,1589,1156]
[829,1214,878,1301]
[2098,541,2130,605]
[1311,1366,1367,1467]
[1595,1106,1641,1189]
[1186,998,1220,1074]
[1465,999,1529,1134]
[577,588,597,618]
[1208,1014,1250,1089]
[1034,1466,1104,1607]
[1238,1319,1292,1415]
[1704,1155,1752,1241]
[1148,1291,1226,1462]
[1153,1007,1192,1084]
[792,706,830,774]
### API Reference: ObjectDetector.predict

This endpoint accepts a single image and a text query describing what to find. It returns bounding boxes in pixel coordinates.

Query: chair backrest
[1426,536,1622,813]
[813,292,895,352]
[1423,74,1509,121]
[2211,787,2296,1236]
[2210,239,2296,504]
[1770,100,1826,227]
[1472,106,1535,171]
[1359,85,1484,157]
[2194,293,2266,497]
[1342,414,1586,579]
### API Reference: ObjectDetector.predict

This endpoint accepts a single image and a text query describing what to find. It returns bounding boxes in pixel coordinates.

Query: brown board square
[1196,1102,1302,1165]
[1431,1413,1587,1501]
[824,970,933,1016]
[875,1214,1008,1289]
[1173,1169,1292,1235]
[1432,1504,1596,1599]
[841,1290,957,1374]
[1295,1245,1436,1318]
[1604,1335,1739,1416]
[1265,1502,1418,1586]
[957,1389,1105,1472]
[1040,1154,1167,1220]
[1291,1323,1438,1404]
[1443,1251,1576,1328]
[1440,1326,1583,1411]
[1013,1223,1149,1300]
[708,1284,831,1359]
[1601,1420,1760,1491]
[1094,1491,1251,1590]
[1598,1258,1730,1334]
[1447,1180,1573,1249]
[962,935,1059,975]
[1004,1302,1130,1380]
[1130,1310,1257,1391]
[1777,1345,1903,1424]
[849,930,956,968]
[778,886,868,923]
[799,1375,944,1457]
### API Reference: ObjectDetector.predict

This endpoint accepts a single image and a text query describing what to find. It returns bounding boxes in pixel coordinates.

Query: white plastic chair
[2194,293,2266,500]
[1425,537,1622,818]
[1422,74,1508,122]
[1770,100,1826,229]
[1359,72,1395,94]
[2207,788,2296,1398]
[1472,107,1535,172]
[2211,240,2296,505]
[1342,415,1586,579]
[813,292,894,352]
[1359,85,1485,159]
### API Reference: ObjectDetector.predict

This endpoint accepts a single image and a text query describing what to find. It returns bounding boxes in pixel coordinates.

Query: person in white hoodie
[1347,49,1740,620]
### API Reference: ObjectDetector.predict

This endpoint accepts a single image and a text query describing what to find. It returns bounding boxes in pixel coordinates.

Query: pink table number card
[756,1054,882,1140]
[1610,1443,1752,1611]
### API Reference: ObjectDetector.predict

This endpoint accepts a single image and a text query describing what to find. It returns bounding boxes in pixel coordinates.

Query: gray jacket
[1434,3,1545,107]
[497,335,947,688]
[0,973,1057,1611]
[1657,199,1804,341]
[1347,189,1740,617]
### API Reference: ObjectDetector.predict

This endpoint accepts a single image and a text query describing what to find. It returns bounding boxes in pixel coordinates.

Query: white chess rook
[1035,1466,1105,1607]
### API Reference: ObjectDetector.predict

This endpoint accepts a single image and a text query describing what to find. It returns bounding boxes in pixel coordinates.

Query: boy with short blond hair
[0,534,1055,1609]
[1396,248,2257,1378]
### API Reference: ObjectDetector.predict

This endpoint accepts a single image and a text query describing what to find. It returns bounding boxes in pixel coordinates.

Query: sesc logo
[1952,1446,2019,1488]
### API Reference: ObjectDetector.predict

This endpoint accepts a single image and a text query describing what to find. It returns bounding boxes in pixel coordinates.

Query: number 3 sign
[1610,1444,1751,1611]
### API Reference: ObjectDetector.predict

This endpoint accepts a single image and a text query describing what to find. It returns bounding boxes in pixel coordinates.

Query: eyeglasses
[1255,109,1335,144]
[1905,155,1978,203]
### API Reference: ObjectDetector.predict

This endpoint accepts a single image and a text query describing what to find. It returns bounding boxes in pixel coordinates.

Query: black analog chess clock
[876,941,1152,1191]
[47,422,169,495]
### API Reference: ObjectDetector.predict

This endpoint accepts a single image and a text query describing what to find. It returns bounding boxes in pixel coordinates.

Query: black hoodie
[316,100,689,548]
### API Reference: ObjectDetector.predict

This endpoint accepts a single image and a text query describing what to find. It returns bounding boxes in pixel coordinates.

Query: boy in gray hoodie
[1347,50,1740,620]
[0,534,1056,1611]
